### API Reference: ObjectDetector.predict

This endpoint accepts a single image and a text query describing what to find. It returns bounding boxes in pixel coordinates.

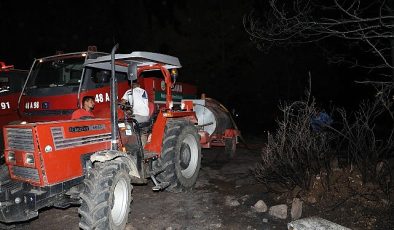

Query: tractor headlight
[181,102,185,110]
[25,153,35,165]
[7,151,15,163]
[169,100,174,109]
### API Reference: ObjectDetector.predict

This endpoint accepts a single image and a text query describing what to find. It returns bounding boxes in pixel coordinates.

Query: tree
[244,0,394,79]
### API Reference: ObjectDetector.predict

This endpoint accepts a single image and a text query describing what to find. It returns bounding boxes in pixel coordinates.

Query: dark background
[0,1,374,134]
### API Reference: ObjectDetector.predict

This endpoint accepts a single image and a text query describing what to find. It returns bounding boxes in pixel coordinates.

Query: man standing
[120,81,149,123]
[71,96,95,120]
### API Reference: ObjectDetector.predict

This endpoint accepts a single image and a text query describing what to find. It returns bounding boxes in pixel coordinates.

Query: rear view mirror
[128,63,138,81]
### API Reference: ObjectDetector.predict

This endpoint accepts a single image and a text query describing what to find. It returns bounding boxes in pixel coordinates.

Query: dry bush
[255,97,335,192]
[334,83,394,195]
[255,83,393,196]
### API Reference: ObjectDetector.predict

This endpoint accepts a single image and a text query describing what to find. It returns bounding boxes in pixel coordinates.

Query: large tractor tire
[155,120,201,192]
[79,158,132,230]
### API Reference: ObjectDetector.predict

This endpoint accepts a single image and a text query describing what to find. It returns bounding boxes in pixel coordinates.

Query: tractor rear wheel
[155,120,201,192]
[224,137,236,159]
[79,158,132,230]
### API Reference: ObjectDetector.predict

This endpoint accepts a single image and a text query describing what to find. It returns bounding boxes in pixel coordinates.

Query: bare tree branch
[244,0,394,75]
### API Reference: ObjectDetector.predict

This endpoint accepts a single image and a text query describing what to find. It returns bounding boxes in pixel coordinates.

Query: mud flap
[90,150,140,179]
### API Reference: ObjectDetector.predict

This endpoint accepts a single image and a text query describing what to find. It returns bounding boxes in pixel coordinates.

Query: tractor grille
[6,128,34,152]
[11,166,39,181]
[51,127,111,150]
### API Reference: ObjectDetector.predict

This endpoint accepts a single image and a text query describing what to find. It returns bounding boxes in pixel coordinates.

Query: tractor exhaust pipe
[110,44,119,150]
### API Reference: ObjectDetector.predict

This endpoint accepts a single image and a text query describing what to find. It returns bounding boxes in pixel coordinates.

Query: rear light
[25,153,35,165]
[7,151,15,163]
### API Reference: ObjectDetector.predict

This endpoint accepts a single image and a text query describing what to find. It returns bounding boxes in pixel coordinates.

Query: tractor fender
[90,150,140,178]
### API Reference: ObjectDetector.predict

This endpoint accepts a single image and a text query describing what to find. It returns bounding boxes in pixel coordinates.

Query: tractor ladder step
[150,175,170,191]
[144,151,158,160]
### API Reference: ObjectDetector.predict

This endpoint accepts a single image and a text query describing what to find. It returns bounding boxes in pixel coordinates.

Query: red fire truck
[0,62,27,161]
[18,47,197,122]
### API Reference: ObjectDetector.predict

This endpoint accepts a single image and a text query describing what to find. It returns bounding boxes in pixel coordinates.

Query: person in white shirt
[121,81,151,146]
[120,81,150,123]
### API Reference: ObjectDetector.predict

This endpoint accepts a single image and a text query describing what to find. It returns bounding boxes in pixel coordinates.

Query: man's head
[131,81,140,88]
[82,96,95,111]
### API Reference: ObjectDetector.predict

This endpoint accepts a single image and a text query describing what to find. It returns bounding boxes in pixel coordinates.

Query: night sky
[0,1,375,134]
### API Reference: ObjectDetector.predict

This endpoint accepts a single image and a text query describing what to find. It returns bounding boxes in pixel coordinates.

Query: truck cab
[19,49,197,122]
[0,62,27,159]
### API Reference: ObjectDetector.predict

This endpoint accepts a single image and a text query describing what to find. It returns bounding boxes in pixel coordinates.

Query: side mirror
[128,63,138,81]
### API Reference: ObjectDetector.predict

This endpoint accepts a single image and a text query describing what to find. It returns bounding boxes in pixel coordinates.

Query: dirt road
[14,140,288,230]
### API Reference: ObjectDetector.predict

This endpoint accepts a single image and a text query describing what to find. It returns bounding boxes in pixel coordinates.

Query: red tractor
[0,61,27,163]
[0,45,202,229]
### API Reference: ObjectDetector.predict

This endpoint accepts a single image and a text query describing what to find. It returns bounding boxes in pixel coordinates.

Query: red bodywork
[4,119,112,186]
[0,62,27,136]
[20,83,131,122]
[19,63,197,122]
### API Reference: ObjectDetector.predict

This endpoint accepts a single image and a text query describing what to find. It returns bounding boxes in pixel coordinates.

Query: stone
[269,204,288,219]
[291,198,303,220]
[306,196,317,204]
[253,200,268,213]
[225,196,240,207]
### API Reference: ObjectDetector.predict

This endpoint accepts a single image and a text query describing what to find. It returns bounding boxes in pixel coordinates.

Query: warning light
[0,62,14,71]
[170,68,178,78]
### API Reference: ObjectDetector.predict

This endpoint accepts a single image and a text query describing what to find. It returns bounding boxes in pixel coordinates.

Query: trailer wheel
[155,120,201,192]
[79,158,132,230]
[224,137,236,159]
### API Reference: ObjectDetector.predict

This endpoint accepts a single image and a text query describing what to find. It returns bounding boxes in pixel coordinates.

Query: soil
[5,136,394,230]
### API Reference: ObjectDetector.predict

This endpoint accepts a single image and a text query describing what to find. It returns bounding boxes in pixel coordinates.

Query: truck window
[82,67,128,90]
[27,58,85,88]
[0,71,26,94]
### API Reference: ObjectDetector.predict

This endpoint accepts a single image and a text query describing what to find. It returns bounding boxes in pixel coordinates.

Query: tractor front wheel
[79,158,132,230]
[155,120,201,192]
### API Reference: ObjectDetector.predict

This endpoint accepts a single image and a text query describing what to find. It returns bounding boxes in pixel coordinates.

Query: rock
[263,218,268,223]
[209,223,222,228]
[253,200,268,213]
[291,198,303,220]
[240,194,250,202]
[225,196,240,207]
[269,204,288,219]
[306,196,317,204]
[292,186,302,197]
[125,224,137,230]
[288,217,351,229]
